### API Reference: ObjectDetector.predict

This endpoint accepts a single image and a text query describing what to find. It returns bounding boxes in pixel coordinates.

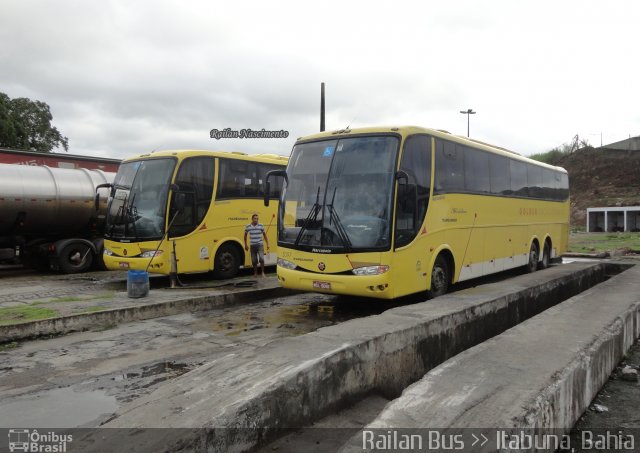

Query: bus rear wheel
[526,242,539,273]
[213,244,240,279]
[427,255,449,298]
[539,241,551,270]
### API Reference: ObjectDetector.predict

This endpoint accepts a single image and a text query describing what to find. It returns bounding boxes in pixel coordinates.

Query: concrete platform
[91,261,625,452]
[0,270,289,342]
[339,262,640,451]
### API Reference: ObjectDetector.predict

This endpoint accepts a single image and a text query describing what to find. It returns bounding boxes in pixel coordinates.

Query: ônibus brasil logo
[8,429,72,452]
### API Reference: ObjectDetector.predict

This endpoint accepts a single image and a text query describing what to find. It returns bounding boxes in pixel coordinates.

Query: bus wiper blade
[294,186,322,247]
[110,192,129,237]
[327,187,352,252]
[126,193,139,240]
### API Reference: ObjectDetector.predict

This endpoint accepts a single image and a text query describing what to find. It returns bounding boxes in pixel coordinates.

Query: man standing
[244,213,270,277]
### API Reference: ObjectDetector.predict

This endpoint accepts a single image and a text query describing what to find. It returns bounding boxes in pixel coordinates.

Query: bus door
[393,135,432,296]
[167,156,216,273]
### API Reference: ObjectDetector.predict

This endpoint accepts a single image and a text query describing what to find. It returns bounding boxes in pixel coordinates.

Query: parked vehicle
[267,126,570,299]
[0,163,115,273]
[102,150,287,279]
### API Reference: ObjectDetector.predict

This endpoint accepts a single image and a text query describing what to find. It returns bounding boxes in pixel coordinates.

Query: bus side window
[434,139,464,194]
[395,135,431,249]
[464,147,490,193]
[510,159,528,197]
[489,154,511,195]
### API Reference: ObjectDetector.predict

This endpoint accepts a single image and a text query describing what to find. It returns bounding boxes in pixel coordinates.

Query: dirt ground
[569,338,640,451]
[556,148,640,227]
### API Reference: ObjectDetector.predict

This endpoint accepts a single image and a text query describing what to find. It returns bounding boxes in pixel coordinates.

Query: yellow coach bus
[265,126,569,299]
[101,150,287,278]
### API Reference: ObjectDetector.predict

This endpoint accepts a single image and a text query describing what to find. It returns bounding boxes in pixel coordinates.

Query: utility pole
[320,82,325,132]
[459,109,476,137]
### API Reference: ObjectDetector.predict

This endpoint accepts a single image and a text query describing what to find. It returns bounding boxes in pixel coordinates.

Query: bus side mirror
[404,184,418,211]
[169,184,185,211]
[96,183,114,191]
[174,192,186,211]
[396,170,409,185]
[264,169,288,207]
[264,181,271,207]
[396,170,417,213]
[94,183,113,211]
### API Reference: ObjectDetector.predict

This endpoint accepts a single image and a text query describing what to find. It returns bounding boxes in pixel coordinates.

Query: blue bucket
[127,270,149,298]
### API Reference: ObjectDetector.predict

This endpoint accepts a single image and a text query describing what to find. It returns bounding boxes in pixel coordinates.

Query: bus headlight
[140,250,164,258]
[352,265,390,276]
[277,258,297,270]
[103,248,114,256]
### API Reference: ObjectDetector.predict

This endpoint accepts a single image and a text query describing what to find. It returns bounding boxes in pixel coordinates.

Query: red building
[0,148,120,172]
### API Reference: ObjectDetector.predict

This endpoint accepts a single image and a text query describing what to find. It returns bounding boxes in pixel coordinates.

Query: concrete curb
[0,285,296,343]
[563,252,609,259]
[338,263,640,452]
[99,262,622,452]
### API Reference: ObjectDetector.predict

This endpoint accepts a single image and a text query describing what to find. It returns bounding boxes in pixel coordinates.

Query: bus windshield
[280,136,398,251]
[104,158,176,240]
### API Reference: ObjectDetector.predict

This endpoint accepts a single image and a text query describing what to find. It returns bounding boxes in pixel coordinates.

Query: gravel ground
[569,337,640,451]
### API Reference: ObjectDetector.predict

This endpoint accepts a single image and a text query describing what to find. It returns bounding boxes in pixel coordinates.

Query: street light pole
[459,108,476,137]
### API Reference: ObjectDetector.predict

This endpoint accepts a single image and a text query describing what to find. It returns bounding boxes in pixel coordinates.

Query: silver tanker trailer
[0,163,115,273]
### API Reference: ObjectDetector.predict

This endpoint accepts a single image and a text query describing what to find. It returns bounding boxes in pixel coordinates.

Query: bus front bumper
[277,266,394,299]
[103,254,170,274]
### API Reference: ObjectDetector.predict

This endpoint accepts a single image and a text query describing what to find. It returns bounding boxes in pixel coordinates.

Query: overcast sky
[1,1,638,159]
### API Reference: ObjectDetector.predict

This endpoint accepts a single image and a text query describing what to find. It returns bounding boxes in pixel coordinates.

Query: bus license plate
[313,280,331,290]
[119,262,130,269]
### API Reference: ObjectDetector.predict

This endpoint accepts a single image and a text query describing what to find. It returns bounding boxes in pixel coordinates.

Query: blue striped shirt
[245,223,265,245]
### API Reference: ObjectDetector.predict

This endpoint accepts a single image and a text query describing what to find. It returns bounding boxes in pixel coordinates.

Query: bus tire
[526,242,539,273]
[59,243,94,274]
[427,255,449,298]
[213,243,241,279]
[539,240,551,270]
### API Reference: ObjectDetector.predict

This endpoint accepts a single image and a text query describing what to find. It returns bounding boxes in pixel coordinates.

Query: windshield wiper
[125,192,139,239]
[108,191,139,239]
[326,187,352,251]
[109,192,129,237]
[294,186,322,247]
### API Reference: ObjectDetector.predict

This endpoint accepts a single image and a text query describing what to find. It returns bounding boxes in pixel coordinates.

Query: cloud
[1,0,639,159]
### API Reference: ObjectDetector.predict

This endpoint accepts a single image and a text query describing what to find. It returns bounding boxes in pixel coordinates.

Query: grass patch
[80,306,109,313]
[0,341,18,352]
[32,296,83,304]
[32,292,115,305]
[568,232,640,253]
[0,306,58,326]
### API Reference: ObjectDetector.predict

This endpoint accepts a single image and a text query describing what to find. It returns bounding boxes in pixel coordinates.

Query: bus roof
[296,126,567,173]
[120,149,289,165]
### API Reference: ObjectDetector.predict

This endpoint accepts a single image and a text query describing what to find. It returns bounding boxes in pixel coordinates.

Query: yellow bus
[101,150,287,278]
[265,126,569,299]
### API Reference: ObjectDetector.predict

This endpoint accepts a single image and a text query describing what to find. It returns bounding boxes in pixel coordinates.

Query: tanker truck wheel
[59,243,94,274]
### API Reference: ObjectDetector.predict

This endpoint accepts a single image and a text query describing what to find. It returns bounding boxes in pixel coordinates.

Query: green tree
[0,92,69,152]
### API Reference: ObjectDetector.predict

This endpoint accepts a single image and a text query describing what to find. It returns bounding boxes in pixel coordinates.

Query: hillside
[554,148,640,227]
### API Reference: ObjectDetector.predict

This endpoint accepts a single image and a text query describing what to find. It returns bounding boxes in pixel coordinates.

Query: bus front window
[280,136,398,251]
[105,158,176,241]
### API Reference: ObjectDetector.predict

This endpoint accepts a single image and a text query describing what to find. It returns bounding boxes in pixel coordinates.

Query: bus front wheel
[213,243,241,279]
[427,255,449,298]
[526,242,539,273]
